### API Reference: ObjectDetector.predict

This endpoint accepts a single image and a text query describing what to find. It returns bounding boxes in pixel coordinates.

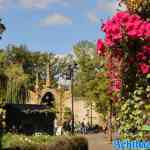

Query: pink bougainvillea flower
[113,33,123,42]
[126,22,134,31]
[129,14,141,23]
[144,37,150,42]
[128,30,140,38]
[96,39,105,55]
[143,46,150,56]
[146,23,150,31]
[112,79,122,92]
[144,23,150,36]
[116,11,130,23]
[105,38,114,47]
[134,20,142,29]
[138,63,150,74]
[112,24,121,34]
[136,52,147,61]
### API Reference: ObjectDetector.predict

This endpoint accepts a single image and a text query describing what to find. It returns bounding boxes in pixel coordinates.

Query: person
[12,125,16,133]
[81,119,87,134]
[86,122,91,133]
[56,126,62,136]
[75,121,80,133]
[54,118,58,135]
[63,120,71,134]
[103,122,107,135]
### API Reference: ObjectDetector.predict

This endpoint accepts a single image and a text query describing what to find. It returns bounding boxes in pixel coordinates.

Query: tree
[0,44,74,103]
[64,106,72,120]
[5,63,29,103]
[0,19,6,150]
[73,41,110,118]
[0,51,7,103]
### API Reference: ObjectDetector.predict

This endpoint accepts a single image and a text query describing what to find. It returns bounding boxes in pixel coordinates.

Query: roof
[4,104,53,114]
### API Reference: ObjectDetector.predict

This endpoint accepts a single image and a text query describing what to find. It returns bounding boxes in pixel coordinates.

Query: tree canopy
[73,41,110,117]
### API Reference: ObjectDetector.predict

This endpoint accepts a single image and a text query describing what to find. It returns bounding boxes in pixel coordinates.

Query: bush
[2,133,54,149]
[2,133,88,150]
[38,137,88,150]
[71,137,88,150]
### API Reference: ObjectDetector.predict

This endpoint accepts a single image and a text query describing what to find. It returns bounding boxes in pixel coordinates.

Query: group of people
[54,119,93,135]
[63,119,90,134]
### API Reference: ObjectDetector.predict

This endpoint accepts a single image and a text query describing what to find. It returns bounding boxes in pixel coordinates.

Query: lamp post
[108,99,113,142]
[87,109,90,124]
[66,63,77,134]
[90,102,93,127]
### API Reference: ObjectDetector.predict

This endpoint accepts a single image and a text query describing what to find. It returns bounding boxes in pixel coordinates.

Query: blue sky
[0,0,117,54]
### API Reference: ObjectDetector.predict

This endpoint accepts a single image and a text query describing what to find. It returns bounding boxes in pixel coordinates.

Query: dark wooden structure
[2,91,56,135]
[4,104,55,135]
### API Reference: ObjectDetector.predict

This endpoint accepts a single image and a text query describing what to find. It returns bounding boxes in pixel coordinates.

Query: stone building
[28,62,101,126]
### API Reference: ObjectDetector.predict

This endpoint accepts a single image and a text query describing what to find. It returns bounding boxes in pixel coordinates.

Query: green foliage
[2,133,88,150]
[0,51,6,64]
[0,51,7,77]
[73,41,110,116]
[64,106,72,120]
[4,64,29,103]
[0,44,71,103]
[2,133,54,148]
[118,85,147,140]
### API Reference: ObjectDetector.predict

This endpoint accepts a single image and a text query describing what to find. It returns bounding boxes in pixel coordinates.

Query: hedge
[2,133,88,150]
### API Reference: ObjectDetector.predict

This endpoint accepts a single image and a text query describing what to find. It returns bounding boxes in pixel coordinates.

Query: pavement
[86,133,115,150]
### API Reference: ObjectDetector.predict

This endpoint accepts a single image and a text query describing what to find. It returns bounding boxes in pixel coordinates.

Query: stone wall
[64,96,101,125]
[28,89,101,125]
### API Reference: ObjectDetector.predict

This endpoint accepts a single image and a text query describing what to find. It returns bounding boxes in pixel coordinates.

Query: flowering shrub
[97,11,150,94]
[97,3,150,139]
[97,11,150,52]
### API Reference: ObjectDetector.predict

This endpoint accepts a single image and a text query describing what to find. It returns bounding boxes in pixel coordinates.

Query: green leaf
[146,73,150,78]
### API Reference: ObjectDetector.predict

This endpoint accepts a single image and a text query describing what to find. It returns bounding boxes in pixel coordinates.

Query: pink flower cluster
[137,45,150,74]
[97,11,150,55]
[96,39,105,55]
[104,11,150,43]
[105,52,123,94]
[112,79,122,92]
[97,11,150,100]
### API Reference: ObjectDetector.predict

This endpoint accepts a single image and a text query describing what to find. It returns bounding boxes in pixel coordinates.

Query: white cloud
[0,0,85,10]
[18,0,60,8]
[97,0,118,14]
[0,0,8,8]
[18,0,85,9]
[87,11,99,23]
[87,0,122,23]
[40,13,72,26]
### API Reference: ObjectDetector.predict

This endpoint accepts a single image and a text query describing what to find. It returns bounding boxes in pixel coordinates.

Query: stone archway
[41,91,55,106]
[40,88,57,106]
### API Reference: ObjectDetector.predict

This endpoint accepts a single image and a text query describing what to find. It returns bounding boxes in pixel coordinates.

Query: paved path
[86,133,115,150]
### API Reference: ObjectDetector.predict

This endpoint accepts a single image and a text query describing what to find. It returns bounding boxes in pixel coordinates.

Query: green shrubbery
[2,133,88,150]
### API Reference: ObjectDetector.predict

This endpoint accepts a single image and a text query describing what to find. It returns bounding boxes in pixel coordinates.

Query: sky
[0,0,118,54]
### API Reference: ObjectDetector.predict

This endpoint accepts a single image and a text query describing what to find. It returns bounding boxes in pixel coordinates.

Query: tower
[35,72,39,91]
[35,72,40,104]
[46,62,51,88]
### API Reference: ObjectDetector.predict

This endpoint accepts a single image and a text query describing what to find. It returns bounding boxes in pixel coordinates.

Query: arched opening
[41,92,55,107]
